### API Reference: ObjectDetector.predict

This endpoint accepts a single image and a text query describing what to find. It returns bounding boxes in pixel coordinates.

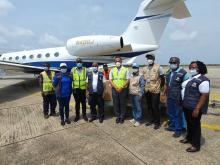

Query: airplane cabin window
[54,52,59,57]
[37,54,42,58]
[15,56,19,60]
[45,53,50,58]
[22,55,26,60]
[3,57,6,61]
[9,57,13,61]
[30,55,34,59]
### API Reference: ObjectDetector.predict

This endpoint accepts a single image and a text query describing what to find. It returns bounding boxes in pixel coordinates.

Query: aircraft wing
[0,61,59,74]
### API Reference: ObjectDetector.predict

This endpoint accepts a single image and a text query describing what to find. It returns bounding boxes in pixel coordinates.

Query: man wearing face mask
[143,53,165,130]
[165,57,188,137]
[109,56,129,124]
[39,63,57,119]
[129,63,145,127]
[102,64,111,80]
[71,58,88,122]
[53,63,72,126]
[87,62,105,123]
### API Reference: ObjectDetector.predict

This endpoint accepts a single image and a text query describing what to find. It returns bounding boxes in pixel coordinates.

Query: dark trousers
[57,97,71,121]
[89,93,104,119]
[43,94,57,115]
[73,89,87,117]
[112,88,127,119]
[145,92,160,125]
[183,107,202,149]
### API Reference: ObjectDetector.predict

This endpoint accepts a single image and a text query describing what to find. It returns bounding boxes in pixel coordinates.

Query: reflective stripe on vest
[112,67,127,88]
[72,67,87,89]
[41,71,55,92]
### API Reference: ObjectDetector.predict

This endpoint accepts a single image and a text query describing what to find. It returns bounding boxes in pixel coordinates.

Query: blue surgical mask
[93,67,98,73]
[189,69,198,77]
[169,64,178,70]
[77,63,82,68]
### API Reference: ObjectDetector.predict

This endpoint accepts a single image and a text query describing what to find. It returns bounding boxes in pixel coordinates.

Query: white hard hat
[60,63,67,67]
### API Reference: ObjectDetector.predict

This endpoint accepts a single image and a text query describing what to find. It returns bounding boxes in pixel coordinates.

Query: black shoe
[74,116,80,122]
[116,118,120,124]
[182,128,187,134]
[180,139,190,144]
[61,120,65,126]
[173,132,181,138]
[99,118,103,123]
[120,118,124,124]
[154,124,160,130]
[83,115,88,122]
[65,118,71,124]
[89,118,96,122]
[186,147,200,152]
[44,114,49,119]
[50,112,56,116]
[145,121,154,126]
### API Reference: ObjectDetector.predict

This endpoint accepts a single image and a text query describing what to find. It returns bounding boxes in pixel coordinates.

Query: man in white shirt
[87,62,106,123]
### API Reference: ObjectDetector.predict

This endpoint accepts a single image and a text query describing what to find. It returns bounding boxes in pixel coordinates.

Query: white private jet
[0,0,191,73]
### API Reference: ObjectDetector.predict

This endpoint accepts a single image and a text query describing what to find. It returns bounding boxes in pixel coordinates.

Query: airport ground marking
[201,123,220,131]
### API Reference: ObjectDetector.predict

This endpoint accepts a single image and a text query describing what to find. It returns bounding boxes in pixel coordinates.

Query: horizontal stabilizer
[172,0,191,19]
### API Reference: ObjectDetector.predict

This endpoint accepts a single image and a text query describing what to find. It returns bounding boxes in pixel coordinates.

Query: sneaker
[134,121,140,127]
[129,119,135,124]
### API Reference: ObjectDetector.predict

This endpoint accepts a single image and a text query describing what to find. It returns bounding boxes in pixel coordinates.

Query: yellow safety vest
[41,71,55,92]
[112,67,128,88]
[72,67,87,89]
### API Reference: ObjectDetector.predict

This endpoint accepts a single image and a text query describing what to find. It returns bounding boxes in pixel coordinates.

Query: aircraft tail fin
[122,0,191,46]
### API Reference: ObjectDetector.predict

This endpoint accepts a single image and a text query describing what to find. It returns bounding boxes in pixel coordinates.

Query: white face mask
[61,68,67,73]
[116,62,121,68]
[189,69,198,76]
[147,59,154,65]
[44,67,49,71]
[132,68,139,74]
[169,64,178,70]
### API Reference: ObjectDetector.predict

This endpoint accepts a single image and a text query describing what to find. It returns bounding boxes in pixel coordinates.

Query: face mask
[61,68,67,73]
[116,62,121,68]
[93,67,98,73]
[132,68,139,74]
[169,64,178,70]
[44,67,49,71]
[77,63,82,68]
[147,59,153,65]
[189,69,198,77]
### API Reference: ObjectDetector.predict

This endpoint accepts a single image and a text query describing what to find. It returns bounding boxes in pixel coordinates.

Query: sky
[0,0,219,64]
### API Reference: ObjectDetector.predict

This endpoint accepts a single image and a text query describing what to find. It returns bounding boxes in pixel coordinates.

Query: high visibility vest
[112,67,128,88]
[72,67,87,89]
[41,71,55,92]
[142,64,161,93]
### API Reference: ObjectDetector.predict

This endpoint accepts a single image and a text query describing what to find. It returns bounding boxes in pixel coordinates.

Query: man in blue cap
[129,63,145,127]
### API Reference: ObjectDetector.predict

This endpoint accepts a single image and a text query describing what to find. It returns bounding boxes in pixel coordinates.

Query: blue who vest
[166,68,187,104]
[183,75,210,114]
[87,71,104,95]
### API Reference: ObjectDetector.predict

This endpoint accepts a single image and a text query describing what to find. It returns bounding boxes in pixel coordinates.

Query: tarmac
[0,67,220,165]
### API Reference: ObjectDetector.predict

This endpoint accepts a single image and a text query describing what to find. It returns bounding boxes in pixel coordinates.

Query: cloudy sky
[0,0,219,64]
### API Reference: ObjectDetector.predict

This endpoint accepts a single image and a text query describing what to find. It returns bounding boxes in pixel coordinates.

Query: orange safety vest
[103,68,111,80]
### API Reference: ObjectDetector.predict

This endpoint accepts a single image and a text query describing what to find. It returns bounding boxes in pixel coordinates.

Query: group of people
[39,54,210,153]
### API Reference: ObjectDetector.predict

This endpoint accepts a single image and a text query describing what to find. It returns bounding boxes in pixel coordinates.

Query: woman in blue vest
[181,61,210,152]
[87,62,105,123]
[53,63,72,126]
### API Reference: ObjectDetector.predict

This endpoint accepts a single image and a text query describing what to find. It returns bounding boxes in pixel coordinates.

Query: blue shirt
[53,73,72,98]
[139,75,145,96]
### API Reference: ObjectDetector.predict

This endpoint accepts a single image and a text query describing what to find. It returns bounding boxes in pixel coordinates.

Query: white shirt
[86,71,106,92]
[181,74,210,99]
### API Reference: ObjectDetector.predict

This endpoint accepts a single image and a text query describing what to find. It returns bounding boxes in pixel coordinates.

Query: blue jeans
[167,98,186,133]
[57,96,71,121]
[130,95,142,122]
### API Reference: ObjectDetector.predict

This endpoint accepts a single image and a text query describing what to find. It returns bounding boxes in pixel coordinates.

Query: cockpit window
[22,55,26,60]
[45,53,50,58]
[54,52,59,57]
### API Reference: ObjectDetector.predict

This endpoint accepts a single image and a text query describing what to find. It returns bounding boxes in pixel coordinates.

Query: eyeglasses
[169,62,177,64]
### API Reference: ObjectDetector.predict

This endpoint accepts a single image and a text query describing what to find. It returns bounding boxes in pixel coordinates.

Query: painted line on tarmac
[201,123,220,131]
